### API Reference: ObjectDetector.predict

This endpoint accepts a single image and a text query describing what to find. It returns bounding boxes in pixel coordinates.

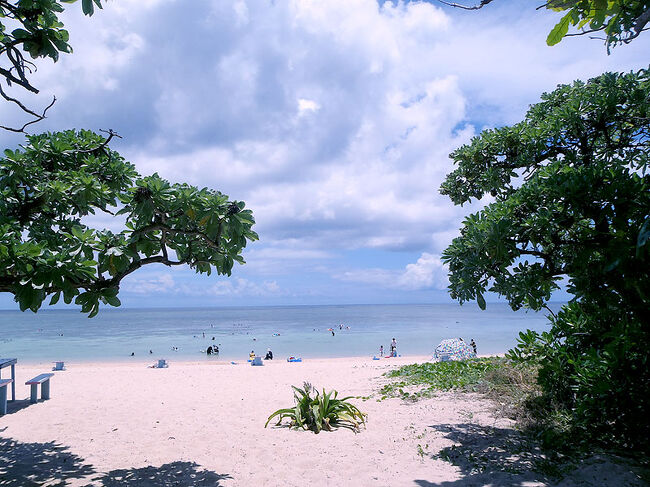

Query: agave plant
[265,382,367,433]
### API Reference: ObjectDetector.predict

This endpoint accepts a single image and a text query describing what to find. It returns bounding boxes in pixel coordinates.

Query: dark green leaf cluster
[1,1,103,131]
[441,69,650,454]
[265,382,367,433]
[0,0,100,83]
[441,68,649,312]
[507,302,650,454]
[545,0,650,51]
[0,129,258,316]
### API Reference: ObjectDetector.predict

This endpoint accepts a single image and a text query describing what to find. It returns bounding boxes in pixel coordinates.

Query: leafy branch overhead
[0,129,258,317]
[435,0,650,52]
[440,68,649,313]
[0,0,103,132]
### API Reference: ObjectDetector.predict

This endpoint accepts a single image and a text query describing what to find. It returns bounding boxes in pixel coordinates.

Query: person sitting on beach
[265,348,273,360]
[249,350,256,360]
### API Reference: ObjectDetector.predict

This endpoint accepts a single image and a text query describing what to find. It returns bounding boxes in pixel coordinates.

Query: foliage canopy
[545,0,650,50]
[0,130,258,316]
[440,69,649,452]
[436,0,650,52]
[1,0,103,131]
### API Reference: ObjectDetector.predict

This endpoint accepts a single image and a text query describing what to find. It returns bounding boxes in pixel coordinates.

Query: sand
[0,357,645,486]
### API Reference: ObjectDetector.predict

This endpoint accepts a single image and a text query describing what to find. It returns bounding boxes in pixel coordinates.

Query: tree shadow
[0,436,233,487]
[413,423,555,487]
[86,462,232,486]
[0,436,96,486]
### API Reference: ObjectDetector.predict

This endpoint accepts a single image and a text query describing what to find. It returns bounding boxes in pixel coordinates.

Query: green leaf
[476,293,486,310]
[547,11,572,46]
[49,292,61,305]
[82,0,94,15]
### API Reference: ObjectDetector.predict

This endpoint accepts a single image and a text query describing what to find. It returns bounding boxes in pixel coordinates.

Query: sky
[0,0,648,310]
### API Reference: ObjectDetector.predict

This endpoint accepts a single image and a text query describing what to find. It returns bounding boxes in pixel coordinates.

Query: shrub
[265,382,367,433]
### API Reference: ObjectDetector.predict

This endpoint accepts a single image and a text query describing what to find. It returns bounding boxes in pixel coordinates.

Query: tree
[440,69,649,451]
[1,0,103,132]
[434,0,650,51]
[0,1,258,316]
[0,129,258,317]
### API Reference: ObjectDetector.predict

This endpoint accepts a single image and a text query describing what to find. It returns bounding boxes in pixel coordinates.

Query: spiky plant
[265,382,367,433]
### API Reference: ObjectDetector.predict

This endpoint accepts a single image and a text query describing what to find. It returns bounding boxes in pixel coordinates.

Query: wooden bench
[25,373,54,404]
[0,378,12,415]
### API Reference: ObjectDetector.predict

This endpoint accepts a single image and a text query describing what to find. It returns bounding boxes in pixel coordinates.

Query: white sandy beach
[0,357,644,486]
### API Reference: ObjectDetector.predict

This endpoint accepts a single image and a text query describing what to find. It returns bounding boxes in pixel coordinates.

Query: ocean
[0,303,558,363]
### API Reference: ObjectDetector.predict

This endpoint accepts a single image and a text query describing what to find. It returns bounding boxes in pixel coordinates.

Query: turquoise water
[0,303,557,363]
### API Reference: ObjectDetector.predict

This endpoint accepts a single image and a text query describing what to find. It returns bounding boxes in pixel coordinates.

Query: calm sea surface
[0,303,558,363]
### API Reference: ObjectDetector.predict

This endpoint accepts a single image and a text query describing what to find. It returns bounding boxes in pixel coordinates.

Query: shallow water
[0,303,558,363]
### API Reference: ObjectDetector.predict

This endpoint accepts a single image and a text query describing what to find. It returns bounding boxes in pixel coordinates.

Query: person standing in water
[470,339,477,355]
[379,345,384,357]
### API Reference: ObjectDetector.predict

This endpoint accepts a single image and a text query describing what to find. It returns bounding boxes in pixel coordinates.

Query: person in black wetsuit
[265,348,273,360]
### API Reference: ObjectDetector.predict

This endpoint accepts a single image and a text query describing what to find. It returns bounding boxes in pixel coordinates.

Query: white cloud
[205,278,281,297]
[298,98,320,114]
[337,252,449,291]
[397,253,448,290]
[122,273,175,294]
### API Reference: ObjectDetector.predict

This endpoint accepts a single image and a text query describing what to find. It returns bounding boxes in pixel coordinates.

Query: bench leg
[0,386,7,415]
[30,384,38,403]
[42,380,50,400]
[11,364,15,401]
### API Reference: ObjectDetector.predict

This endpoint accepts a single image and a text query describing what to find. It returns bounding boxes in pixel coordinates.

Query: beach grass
[379,357,533,401]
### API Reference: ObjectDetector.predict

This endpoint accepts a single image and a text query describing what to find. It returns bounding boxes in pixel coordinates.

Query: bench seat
[26,373,54,403]
[0,378,12,415]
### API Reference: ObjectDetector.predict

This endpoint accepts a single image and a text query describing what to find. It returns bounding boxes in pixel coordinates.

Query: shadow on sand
[0,437,232,487]
[412,423,552,487]
[5,398,38,415]
[87,461,232,486]
[0,436,96,486]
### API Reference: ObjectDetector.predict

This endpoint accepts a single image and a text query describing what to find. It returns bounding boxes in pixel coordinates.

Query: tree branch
[73,129,122,154]
[433,0,495,10]
[131,223,225,253]
[99,255,184,290]
[0,83,56,133]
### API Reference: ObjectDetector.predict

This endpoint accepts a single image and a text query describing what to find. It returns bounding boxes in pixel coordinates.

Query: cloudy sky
[0,0,648,309]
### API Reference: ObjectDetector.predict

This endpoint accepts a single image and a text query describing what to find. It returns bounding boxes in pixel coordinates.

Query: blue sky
[0,0,648,310]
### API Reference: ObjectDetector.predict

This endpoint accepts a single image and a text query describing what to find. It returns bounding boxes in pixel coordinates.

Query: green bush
[508,302,650,454]
[265,382,366,433]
